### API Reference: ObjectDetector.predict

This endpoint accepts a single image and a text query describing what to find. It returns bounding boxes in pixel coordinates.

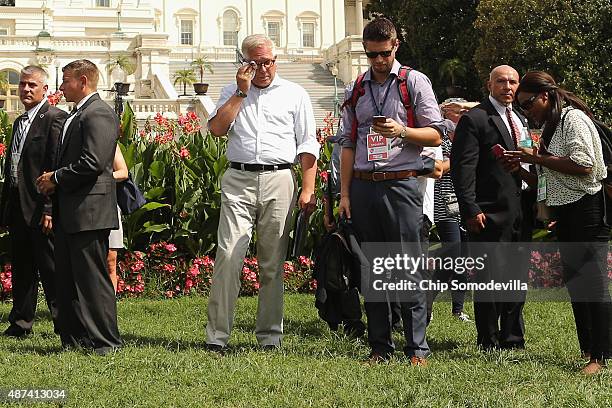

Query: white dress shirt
[61,92,98,144]
[488,95,530,189]
[419,146,443,222]
[209,75,320,164]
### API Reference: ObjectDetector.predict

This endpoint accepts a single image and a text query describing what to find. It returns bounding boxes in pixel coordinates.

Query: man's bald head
[487,65,520,106]
[489,65,519,82]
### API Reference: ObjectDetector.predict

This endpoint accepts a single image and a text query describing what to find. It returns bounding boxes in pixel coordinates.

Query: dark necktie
[10,115,29,156]
[506,107,520,148]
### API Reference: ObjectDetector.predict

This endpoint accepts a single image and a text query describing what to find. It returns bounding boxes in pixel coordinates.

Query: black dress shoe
[3,325,32,338]
[205,343,226,354]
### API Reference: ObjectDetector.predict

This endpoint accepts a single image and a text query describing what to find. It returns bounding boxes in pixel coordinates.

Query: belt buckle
[273,164,278,171]
[371,171,386,182]
[240,163,246,171]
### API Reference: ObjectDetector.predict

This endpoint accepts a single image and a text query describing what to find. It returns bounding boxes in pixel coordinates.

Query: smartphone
[491,143,505,159]
[372,115,387,125]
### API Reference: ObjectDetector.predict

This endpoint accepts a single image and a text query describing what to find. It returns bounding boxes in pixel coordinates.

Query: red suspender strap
[397,66,415,128]
[347,73,366,144]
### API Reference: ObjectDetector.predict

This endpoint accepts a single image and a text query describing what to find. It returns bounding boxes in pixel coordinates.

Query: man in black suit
[451,65,528,350]
[0,66,67,337]
[37,59,122,355]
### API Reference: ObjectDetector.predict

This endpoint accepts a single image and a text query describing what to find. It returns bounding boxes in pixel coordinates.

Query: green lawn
[0,295,610,407]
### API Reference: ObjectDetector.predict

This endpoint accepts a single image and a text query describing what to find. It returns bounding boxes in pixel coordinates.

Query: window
[96,0,110,7]
[0,28,8,36]
[0,0,16,6]
[180,20,193,45]
[223,10,239,47]
[0,69,22,112]
[302,22,315,48]
[267,22,280,47]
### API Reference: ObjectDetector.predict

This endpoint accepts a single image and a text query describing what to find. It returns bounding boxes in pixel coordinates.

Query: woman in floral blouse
[506,71,610,375]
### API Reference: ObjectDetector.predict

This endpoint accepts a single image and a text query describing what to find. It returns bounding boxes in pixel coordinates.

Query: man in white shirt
[206,34,319,350]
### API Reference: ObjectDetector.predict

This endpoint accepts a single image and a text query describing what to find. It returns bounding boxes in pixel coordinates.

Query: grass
[0,294,610,407]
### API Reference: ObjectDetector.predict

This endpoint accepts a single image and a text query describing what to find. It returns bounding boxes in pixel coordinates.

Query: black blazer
[53,93,119,233]
[450,97,528,230]
[0,102,67,227]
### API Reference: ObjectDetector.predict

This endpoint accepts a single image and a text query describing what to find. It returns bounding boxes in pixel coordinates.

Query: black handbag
[116,173,146,215]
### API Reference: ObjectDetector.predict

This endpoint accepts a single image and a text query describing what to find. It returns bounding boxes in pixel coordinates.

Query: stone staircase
[169,62,341,128]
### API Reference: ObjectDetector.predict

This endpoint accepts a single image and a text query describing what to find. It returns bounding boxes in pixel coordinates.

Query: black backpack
[313,228,354,293]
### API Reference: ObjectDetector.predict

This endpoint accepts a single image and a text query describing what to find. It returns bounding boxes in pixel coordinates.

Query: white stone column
[355,0,363,36]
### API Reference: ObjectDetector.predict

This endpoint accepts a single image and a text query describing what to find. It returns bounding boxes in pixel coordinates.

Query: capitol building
[0,0,373,125]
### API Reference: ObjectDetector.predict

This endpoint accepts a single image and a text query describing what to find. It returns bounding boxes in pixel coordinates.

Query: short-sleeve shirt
[209,74,320,164]
[542,107,606,206]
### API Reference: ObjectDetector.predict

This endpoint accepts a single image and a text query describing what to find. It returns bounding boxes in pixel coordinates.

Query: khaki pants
[206,168,296,347]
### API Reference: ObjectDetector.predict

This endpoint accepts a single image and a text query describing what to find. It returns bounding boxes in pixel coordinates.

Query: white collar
[488,94,514,116]
[75,91,98,111]
[24,98,47,121]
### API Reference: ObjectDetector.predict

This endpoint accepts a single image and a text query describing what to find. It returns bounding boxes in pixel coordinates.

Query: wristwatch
[399,126,408,139]
[235,88,248,98]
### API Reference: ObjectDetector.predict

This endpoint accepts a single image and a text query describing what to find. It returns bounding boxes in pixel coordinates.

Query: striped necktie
[506,107,520,148]
[10,114,29,156]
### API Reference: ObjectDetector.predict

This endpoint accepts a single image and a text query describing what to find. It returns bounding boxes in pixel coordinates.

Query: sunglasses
[518,94,540,111]
[365,49,394,59]
[243,58,277,69]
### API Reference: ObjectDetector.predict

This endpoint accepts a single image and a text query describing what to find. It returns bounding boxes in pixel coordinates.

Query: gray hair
[20,65,49,85]
[241,34,275,59]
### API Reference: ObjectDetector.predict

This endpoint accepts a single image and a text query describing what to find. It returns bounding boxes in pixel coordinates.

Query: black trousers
[55,225,122,353]
[555,191,611,361]
[468,216,526,349]
[7,189,57,332]
[351,177,429,358]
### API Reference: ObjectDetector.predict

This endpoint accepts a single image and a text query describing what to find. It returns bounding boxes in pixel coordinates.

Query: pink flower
[163,264,176,273]
[164,243,177,253]
[130,260,145,272]
[165,290,174,298]
[298,256,313,267]
[0,143,6,158]
[179,147,191,160]
[319,170,329,184]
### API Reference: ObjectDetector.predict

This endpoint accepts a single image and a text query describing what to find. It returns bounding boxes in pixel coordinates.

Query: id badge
[519,126,532,148]
[367,128,391,161]
[537,175,547,202]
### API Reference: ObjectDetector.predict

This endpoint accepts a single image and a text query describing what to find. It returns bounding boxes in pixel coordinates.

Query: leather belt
[230,162,292,172]
[353,169,418,182]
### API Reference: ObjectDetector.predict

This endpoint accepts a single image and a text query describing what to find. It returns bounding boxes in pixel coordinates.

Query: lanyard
[367,76,394,117]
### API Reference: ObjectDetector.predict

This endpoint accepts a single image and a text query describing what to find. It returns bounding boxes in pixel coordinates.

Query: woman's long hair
[516,71,592,146]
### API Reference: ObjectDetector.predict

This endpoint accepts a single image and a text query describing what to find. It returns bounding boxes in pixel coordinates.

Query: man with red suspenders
[338,17,446,365]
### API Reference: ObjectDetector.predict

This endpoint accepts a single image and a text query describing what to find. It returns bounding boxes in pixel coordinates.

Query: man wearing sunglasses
[206,34,319,352]
[450,65,530,351]
[337,17,446,366]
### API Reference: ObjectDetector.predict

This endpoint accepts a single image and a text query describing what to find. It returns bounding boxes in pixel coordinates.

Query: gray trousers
[206,168,296,347]
[350,177,430,358]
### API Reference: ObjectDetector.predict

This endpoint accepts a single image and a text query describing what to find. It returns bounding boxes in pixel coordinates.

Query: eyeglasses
[243,58,277,70]
[518,94,540,111]
[365,49,394,59]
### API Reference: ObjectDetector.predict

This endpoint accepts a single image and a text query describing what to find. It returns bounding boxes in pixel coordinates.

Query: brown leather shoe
[364,351,390,365]
[409,356,428,367]
[581,359,604,375]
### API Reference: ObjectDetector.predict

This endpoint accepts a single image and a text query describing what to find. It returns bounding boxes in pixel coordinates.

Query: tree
[173,69,196,96]
[106,54,136,82]
[366,0,481,100]
[0,71,8,93]
[191,56,214,84]
[475,0,612,123]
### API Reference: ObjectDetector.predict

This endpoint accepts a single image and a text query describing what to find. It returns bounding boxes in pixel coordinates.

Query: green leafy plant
[439,58,467,86]
[0,71,8,93]
[106,54,136,82]
[191,56,214,83]
[173,69,197,96]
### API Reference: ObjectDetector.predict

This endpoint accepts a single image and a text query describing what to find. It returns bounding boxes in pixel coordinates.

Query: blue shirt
[338,60,447,172]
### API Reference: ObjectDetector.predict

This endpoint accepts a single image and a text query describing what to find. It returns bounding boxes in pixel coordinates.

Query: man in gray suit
[0,66,67,337]
[37,59,122,355]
